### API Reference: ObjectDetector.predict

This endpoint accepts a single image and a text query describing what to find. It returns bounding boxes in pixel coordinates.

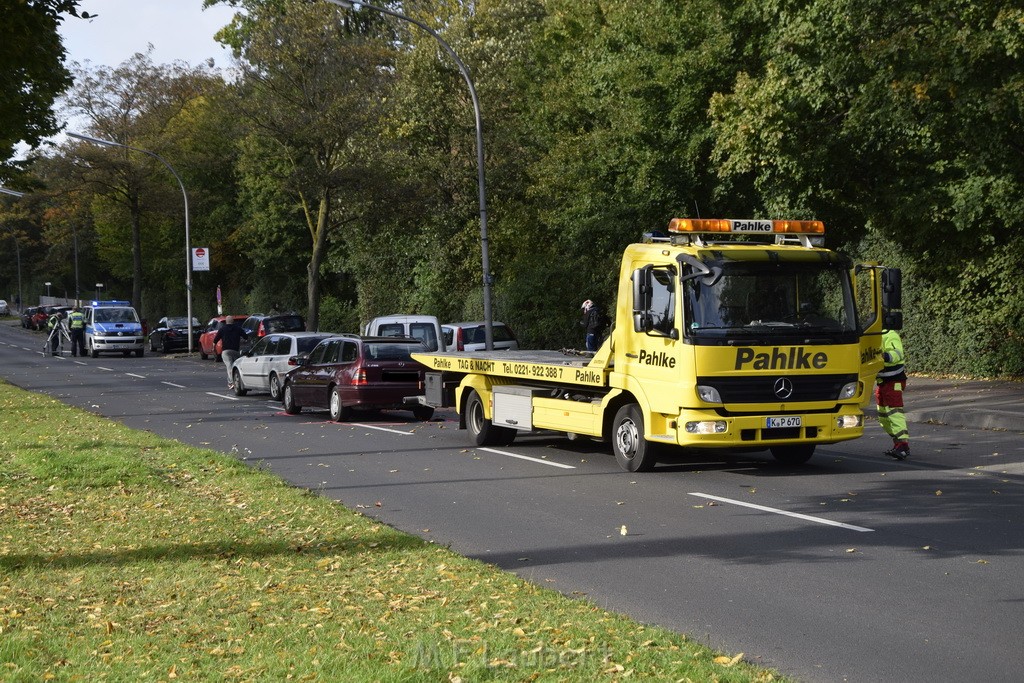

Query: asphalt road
[3,321,1023,682]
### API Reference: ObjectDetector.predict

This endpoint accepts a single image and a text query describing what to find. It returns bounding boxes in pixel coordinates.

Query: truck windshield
[685,261,857,342]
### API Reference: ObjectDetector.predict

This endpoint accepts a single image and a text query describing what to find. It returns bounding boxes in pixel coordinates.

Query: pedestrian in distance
[213,315,248,389]
[876,328,911,460]
[580,299,610,352]
[68,306,86,358]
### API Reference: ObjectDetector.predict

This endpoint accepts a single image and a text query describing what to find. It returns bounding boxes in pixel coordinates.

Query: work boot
[884,443,910,460]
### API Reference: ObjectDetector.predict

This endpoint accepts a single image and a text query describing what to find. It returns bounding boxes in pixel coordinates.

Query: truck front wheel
[612,404,658,472]
[465,390,516,447]
[770,445,815,465]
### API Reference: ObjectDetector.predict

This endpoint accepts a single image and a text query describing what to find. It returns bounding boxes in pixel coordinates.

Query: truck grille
[697,374,856,403]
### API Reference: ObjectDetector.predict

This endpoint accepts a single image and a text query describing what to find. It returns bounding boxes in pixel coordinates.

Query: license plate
[766,416,802,429]
[107,343,132,349]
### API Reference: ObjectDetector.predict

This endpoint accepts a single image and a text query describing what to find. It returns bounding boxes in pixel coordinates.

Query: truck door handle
[504,419,518,425]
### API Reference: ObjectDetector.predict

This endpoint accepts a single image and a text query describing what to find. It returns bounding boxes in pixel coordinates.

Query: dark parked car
[240,314,306,353]
[148,316,201,353]
[198,315,250,361]
[281,335,433,421]
[21,306,39,329]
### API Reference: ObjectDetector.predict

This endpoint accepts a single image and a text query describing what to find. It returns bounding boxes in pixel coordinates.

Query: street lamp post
[45,281,51,299]
[68,132,195,353]
[96,283,104,300]
[322,0,495,349]
[0,187,25,313]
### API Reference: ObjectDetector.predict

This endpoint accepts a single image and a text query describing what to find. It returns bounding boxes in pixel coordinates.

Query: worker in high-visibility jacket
[875,329,910,460]
[68,306,86,358]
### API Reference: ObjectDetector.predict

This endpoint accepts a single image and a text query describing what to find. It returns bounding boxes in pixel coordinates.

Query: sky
[59,0,239,71]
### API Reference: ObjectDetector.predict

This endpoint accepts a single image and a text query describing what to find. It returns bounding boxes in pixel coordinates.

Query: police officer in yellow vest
[68,306,86,358]
[875,329,910,460]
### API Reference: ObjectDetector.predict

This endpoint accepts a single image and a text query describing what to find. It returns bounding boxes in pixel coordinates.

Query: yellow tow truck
[413,218,901,471]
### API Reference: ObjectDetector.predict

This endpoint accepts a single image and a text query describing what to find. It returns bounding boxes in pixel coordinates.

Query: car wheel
[150,338,157,352]
[612,403,659,472]
[282,383,301,414]
[162,340,171,354]
[464,389,515,447]
[412,405,435,421]
[770,445,815,465]
[233,369,248,396]
[90,342,99,359]
[269,373,282,401]
[329,386,352,422]
[135,348,144,358]
[199,348,208,360]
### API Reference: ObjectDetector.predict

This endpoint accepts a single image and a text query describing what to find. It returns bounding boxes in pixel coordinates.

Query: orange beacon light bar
[668,218,825,234]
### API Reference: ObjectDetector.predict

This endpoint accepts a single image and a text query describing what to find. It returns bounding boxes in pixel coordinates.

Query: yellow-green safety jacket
[877,329,906,381]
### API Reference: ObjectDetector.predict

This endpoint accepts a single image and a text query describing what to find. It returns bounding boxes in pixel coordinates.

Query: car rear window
[296,336,326,354]
[266,315,305,333]
[408,323,439,351]
[364,342,421,361]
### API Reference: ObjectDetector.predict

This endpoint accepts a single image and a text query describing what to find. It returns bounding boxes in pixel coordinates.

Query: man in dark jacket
[580,299,609,352]
[213,316,248,388]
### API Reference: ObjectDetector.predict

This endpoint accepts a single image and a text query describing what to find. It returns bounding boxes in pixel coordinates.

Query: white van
[363,314,445,352]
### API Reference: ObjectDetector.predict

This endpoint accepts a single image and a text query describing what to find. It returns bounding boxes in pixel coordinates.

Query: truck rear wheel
[612,404,658,472]
[465,390,516,447]
[770,445,815,465]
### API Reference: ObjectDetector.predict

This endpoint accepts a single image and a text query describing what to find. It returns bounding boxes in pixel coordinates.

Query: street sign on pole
[192,247,210,272]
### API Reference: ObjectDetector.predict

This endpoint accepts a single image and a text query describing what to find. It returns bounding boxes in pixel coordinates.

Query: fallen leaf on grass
[714,653,744,666]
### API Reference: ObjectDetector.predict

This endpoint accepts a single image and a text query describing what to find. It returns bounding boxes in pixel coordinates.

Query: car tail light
[455,327,465,351]
[353,366,368,385]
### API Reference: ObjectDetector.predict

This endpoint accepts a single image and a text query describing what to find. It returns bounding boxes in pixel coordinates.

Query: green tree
[223,0,398,330]
[0,0,92,182]
[63,52,228,313]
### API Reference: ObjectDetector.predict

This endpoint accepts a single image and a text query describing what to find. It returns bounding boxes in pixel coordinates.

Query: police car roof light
[90,300,131,307]
[667,218,825,235]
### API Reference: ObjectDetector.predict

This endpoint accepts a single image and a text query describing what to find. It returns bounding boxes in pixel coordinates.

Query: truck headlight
[696,385,722,403]
[835,415,862,429]
[685,420,727,434]
[838,381,858,400]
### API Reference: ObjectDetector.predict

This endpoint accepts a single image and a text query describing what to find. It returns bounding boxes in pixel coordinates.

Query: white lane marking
[97,366,114,372]
[73,361,86,366]
[207,392,240,400]
[688,492,874,532]
[126,373,146,379]
[162,381,186,388]
[479,447,576,469]
[352,423,415,435]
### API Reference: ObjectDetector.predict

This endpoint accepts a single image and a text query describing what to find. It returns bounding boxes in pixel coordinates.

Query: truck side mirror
[881,268,903,330]
[631,266,652,333]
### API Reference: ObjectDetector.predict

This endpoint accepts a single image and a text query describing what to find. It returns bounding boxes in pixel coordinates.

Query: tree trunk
[306,192,330,331]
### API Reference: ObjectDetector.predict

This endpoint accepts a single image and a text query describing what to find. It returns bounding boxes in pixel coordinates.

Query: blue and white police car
[84,300,145,358]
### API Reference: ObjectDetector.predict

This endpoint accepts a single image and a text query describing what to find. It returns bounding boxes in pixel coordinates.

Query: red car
[198,315,249,361]
[281,335,433,421]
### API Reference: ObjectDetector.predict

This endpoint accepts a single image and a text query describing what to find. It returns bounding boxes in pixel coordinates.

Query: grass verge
[0,381,784,682]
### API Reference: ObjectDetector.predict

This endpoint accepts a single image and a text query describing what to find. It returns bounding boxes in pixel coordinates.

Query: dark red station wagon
[281,335,434,421]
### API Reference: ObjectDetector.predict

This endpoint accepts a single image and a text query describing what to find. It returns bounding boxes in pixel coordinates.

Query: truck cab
[84,300,145,358]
